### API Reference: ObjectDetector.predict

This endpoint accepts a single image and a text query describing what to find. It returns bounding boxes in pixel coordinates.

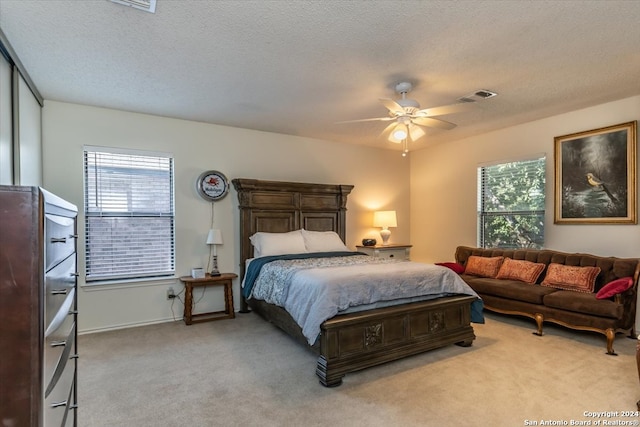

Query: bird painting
[586,172,617,202]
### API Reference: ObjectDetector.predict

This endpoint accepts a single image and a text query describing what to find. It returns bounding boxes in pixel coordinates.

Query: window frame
[477,155,546,249]
[83,145,176,283]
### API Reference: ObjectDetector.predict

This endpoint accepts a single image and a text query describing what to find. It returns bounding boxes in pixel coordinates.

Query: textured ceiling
[1,0,640,152]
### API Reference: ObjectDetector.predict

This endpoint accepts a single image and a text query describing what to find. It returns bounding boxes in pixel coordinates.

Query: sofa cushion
[496,258,546,284]
[596,277,634,299]
[462,276,558,304]
[543,291,623,319]
[465,256,503,278]
[541,263,601,293]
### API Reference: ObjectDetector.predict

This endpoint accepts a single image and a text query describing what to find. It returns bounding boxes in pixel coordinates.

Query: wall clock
[196,170,230,201]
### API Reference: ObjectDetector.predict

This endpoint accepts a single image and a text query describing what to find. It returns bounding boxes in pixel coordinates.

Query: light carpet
[78,312,638,427]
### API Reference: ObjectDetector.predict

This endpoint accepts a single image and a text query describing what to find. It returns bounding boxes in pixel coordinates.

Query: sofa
[453,246,640,355]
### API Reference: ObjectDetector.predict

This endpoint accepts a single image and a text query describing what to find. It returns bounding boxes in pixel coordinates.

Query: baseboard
[78,317,180,335]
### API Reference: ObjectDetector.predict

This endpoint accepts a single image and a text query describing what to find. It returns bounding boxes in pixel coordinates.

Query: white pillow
[249,230,307,257]
[301,229,350,253]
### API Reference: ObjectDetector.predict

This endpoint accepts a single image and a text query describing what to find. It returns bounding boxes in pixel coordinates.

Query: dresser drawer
[45,254,77,329]
[44,362,76,427]
[45,320,76,397]
[374,248,407,259]
[45,213,76,272]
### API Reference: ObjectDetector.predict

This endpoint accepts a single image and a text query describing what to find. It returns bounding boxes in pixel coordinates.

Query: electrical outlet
[166,287,175,300]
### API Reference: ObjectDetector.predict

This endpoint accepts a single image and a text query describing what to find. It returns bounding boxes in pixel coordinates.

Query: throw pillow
[596,276,634,299]
[495,258,546,284]
[464,256,504,278]
[541,263,601,293]
[435,262,465,274]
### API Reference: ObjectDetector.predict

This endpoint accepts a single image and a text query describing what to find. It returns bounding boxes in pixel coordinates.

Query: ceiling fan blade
[379,98,405,115]
[408,124,426,141]
[415,102,474,117]
[380,122,401,143]
[412,116,457,130]
[335,117,395,124]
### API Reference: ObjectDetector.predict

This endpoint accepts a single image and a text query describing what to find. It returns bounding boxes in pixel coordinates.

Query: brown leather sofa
[455,246,639,355]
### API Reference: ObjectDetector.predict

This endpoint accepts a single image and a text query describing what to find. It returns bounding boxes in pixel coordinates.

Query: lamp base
[210,254,221,276]
[379,228,391,245]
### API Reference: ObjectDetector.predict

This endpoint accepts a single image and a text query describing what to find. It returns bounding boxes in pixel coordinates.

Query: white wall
[410,94,640,263]
[42,101,411,333]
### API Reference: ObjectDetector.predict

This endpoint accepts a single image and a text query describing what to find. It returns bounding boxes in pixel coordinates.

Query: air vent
[109,0,156,13]
[458,89,498,103]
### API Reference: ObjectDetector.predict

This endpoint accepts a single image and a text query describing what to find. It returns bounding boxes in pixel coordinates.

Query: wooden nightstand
[179,273,237,325]
[356,244,412,260]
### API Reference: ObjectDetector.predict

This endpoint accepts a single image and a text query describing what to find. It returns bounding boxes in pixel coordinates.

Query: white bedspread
[250,256,480,344]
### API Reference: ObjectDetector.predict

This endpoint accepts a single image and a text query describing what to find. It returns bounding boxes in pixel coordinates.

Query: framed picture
[554,121,637,224]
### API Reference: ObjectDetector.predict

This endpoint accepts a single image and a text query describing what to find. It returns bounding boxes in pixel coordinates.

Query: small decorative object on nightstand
[373,210,397,245]
[179,273,237,325]
[356,243,412,260]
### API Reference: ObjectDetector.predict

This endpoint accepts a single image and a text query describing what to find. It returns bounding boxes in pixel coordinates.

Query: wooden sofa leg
[532,313,544,336]
[605,328,617,356]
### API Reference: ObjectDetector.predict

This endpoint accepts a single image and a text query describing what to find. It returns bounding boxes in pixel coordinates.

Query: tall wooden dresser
[0,186,79,426]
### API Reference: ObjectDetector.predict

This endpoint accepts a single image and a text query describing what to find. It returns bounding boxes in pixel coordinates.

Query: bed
[233,178,482,386]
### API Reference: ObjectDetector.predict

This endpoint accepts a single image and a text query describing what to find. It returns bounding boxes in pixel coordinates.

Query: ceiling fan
[339,82,475,154]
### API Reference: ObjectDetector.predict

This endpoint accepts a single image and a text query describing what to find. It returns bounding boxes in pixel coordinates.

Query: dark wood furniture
[179,273,237,325]
[232,178,476,387]
[0,186,78,426]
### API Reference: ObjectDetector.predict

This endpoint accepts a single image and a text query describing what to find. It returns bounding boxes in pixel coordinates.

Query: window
[478,156,546,249]
[83,146,175,282]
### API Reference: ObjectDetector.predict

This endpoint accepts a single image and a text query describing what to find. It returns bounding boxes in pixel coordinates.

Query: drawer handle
[70,354,79,359]
[50,237,67,243]
[70,404,78,409]
[50,340,67,347]
[70,272,80,277]
[51,289,68,295]
[389,254,394,258]
[50,400,67,408]
[69,310,78,315]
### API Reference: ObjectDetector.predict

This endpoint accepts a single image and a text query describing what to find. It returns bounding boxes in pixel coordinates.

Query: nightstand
[356,244,412,260]
[179,273,237,325]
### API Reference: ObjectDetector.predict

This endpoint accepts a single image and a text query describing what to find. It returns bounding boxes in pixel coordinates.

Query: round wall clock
[196,170,230,201]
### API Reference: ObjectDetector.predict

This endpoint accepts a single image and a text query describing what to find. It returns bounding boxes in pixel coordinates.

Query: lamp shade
[373,211,397,228]
[206,229,223,245]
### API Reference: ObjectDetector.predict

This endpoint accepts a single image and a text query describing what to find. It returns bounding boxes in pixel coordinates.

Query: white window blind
[83,147,175,282]
[478,156,546,249]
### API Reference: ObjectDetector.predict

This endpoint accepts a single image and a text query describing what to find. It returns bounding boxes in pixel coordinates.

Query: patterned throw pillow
[464,256,504,278]
[541,263,601,293]
[495,258,546,284]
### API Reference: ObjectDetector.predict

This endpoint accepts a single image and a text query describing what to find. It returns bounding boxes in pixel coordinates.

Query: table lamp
[206,229,223,276]
[373,210,397,245]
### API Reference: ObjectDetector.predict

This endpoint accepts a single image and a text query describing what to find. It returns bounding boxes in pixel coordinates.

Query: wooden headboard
[232,178,354,310]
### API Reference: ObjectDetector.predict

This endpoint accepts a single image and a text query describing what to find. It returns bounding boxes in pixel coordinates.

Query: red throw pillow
[596,277,634,299]
[436,262,465,274]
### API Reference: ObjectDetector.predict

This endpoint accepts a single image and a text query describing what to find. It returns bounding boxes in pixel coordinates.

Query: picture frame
[554,121,637,224]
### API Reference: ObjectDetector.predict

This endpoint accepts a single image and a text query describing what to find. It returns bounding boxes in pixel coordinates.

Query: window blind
[83,147,175,281]
[478,156,546,249]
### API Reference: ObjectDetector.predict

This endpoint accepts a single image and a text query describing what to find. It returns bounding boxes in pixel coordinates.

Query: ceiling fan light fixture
[392,124,408,141]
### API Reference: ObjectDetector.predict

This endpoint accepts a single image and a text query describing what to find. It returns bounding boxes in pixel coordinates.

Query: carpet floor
[78,311,639,427]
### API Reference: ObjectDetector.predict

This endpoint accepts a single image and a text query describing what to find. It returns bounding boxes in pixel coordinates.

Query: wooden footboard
[249,295,476,387]
[316,295,476,386]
